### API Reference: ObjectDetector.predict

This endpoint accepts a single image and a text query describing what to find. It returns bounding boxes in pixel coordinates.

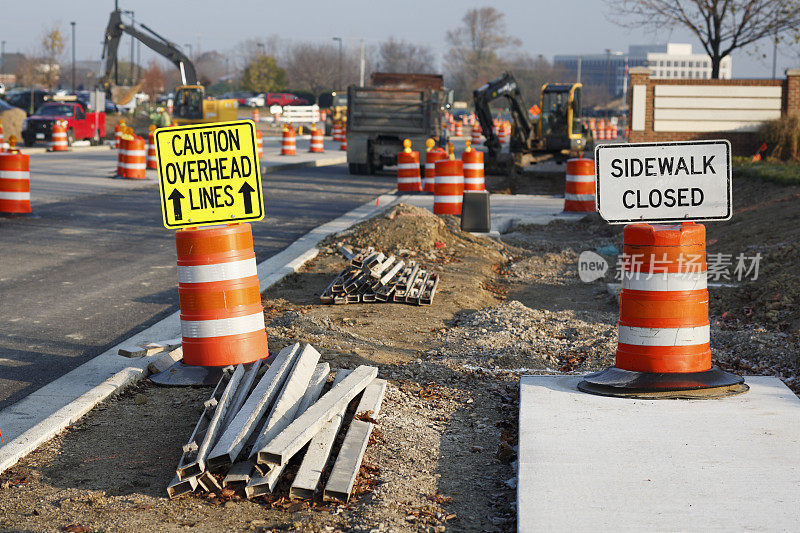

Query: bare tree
[445,7,521,99]
[607,0,800,78]
[234,36,284,71]
[140,59,166,103]
[40,24,66,89]
[377,38,436,73]
[504,53,571,106]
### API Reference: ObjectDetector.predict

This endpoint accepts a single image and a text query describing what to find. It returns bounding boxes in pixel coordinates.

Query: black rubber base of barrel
[578,366,749,399]
[149,361,225,386]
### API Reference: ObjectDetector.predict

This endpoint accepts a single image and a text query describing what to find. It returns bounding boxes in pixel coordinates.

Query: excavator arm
[472,72,535,161]
[101,9,197,91]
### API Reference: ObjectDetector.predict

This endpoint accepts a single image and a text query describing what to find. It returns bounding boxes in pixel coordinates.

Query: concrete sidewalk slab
[0,191,397,476]
[393,193,586,234]
[518,375,800,532]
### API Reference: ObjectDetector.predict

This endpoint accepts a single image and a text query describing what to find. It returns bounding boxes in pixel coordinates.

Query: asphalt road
[0,149,394,410]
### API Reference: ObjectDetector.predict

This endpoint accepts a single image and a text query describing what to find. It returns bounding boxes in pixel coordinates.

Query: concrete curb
[20,144,115,156]
[0,191,398,476]
[262,155,347,174]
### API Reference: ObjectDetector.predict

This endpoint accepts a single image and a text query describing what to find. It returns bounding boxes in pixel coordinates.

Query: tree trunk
[710,55,722,79]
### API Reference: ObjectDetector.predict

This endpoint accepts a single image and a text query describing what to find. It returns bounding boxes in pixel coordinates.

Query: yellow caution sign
[155,120,264,229]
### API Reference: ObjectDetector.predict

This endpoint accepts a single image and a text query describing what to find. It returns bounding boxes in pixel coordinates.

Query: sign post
[579,139,746,399]
[155,120,264,229]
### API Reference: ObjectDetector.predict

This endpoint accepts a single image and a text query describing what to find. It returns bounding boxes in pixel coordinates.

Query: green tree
[241,55,287,93]
[40,25,66,89]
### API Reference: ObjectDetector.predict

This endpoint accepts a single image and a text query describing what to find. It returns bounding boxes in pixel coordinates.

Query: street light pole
[70,22,76,91]
[1,40,5,77]
[772,33,778,79]
[332,37,342,91]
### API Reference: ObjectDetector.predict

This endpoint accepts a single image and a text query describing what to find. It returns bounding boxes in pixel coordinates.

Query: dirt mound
[326,203,491,255]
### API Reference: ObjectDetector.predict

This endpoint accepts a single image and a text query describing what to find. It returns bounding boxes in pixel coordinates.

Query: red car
[22,102,106,146]
[265,93,308,107]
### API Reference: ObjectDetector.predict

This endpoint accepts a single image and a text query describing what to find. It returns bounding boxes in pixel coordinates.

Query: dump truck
[346,73,451,175]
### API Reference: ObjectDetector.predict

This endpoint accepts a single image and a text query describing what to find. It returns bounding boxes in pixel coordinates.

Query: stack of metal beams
[167,343,385,503]
[321,247,440,306]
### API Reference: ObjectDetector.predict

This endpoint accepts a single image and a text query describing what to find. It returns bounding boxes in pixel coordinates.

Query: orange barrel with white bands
[470,125,482,145]
[256,130,263,159]
[281,128,296,155]
[176,223,268,367]
[122,136,147,179]
[333,123,342,142]
[616,222,710,374]
[340,126,347,151]
[424,148,446,194]
[117,137,127,177]
[146,132,158,169]
[462,149,485,191]
[397,150,422,192]
[50,123,69,151]
[564,158,595,212]
[455,122,463,137]
[309,127,324,153]
[253,108,259,123]
[0,152,31,214]
[433,159,464,215]
[114,123,122,148]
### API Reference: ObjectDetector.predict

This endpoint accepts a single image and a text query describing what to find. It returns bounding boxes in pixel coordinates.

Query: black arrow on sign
[168,189,185,221]
[238,181,255,215]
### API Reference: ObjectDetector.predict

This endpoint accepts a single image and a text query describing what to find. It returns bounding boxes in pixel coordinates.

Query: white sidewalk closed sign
[595,140,731,224]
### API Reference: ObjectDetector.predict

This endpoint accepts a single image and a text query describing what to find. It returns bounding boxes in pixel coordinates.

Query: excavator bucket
[110,83,142,106]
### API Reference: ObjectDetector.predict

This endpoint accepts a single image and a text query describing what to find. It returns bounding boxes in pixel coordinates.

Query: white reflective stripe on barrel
[125,150,147,157]
[565,193,595,201]
[464,178,484,185]
[617,325,710,346]
[0,191,30,200]
[566,173,595,183]
[463,163,483,170]
[178,257,257,283]
[397,163,419,170]
[397,177,420,183]
[435,176,463,184]
[181,312,265,338]
[121,162,147,169]
[0,170,30,180]
[622,271,707,292]
[434,195,462,203]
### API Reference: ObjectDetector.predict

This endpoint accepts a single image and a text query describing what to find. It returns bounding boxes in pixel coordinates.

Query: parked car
[21,101,106,146]
[231,92,254,106]
[265,93,308,107]
[4,88,52,115]
[244,93,266,107]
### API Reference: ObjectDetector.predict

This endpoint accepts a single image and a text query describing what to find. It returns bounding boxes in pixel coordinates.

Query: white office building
[646,43,731,79]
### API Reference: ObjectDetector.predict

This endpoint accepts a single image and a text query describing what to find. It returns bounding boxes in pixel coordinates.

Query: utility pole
[70,22,76,91]
[576,55,582,84]
[772,33,778,79]
[605,48,611,98]
[114,0,118,84]
[1,40,5,77]
[333,37,342,91]
[359,39,365,86]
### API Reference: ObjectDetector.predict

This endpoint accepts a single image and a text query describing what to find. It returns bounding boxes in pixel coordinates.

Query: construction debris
[167,342,384,504]
[118,338,182,358]
[321,246,439,306]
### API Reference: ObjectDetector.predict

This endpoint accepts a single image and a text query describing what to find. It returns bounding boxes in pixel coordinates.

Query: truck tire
[348,163,361,175]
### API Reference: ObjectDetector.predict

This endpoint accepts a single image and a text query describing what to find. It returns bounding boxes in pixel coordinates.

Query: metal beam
[207,344,300,469]
[323,379,387,503]
[289,369,352,499]
[245,362,331,498]
[255,365,378,467]
[167,474,198,499]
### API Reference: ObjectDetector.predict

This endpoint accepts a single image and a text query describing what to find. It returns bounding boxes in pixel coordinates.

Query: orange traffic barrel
[470,123,482,145]
[253,108,259,123]
[122,136,147,179]
[462,142,484,191]
[146,129,158,170]
[333,123,342,142]
[455,122,463,137]
[114,121,125,148]
[578,222,747,398]
[281,126,296,156]
[175,223,269,367]
[0,147,31,214]
[339,125,347,151]
[424,141,446,194]
[256,130,264,159]
[434,159,463,215]
[564,158,595,212]
[309,125,324,153]
[116,137,126,177]
[396,139,422,192]
[50,122,69,151]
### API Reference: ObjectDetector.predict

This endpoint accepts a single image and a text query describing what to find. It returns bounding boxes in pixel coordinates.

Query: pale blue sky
[1,0,796,77]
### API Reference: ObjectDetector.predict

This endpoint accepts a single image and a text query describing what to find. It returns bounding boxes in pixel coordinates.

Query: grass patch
[733,156,800,186]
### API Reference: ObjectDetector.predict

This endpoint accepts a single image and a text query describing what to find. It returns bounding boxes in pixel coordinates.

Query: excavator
[101,9,236,125]
[473,72,590,174]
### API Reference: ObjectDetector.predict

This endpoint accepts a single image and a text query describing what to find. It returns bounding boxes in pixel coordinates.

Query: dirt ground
[1,170,798,532]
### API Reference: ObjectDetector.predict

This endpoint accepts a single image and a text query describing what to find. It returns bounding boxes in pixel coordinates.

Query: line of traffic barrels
[0,137,31,215]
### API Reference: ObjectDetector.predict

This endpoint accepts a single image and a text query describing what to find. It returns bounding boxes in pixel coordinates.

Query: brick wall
[627,68,800,154]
